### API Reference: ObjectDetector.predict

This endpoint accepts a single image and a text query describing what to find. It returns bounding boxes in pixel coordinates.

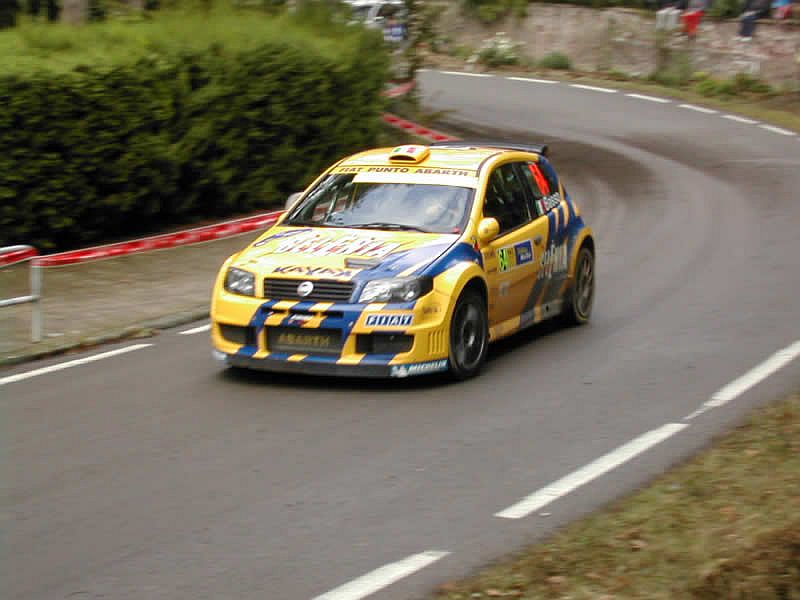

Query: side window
[483,163,532,234]
[522,161,562,217]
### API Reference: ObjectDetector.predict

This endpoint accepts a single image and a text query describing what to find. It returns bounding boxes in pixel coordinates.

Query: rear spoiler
[430,140,548,157]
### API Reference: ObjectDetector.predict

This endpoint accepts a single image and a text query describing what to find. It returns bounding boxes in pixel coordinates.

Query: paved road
[3,71,800,600]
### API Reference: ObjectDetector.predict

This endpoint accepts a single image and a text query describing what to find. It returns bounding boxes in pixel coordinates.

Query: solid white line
[570,83,617,93]
[723,114,759,124]
[679,103,718,114]
[179,323,211,335]
[0,344,153,386]
[759,124,796,136]
[626,93,670,104]
[508,76,558,84]
[440,71,493,78]
[312,551,450,600]
[495,423,688,519]
[706,340,800,408]
[685,339,800,420]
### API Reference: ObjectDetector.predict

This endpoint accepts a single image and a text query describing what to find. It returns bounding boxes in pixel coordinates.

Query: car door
[517,160,572,316]
[480,162,549,329]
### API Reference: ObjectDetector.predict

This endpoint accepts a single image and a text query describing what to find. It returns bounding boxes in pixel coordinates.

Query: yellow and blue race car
[211,141,594,379]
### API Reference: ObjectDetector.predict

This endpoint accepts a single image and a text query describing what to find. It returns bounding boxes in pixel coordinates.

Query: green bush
[0,29,389,250]
[539,51,572,70]
[461,0,527,24]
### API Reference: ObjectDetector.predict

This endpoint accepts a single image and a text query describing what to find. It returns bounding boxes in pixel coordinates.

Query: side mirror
[285,192,303,211]
[477,217,500,243]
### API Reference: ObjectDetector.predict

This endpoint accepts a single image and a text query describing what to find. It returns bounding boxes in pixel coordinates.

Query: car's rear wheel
[563,246,594,325]
[449,289,488,380]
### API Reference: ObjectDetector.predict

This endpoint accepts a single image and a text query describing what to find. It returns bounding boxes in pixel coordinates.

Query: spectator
[772,0,793,19]
[681,0,708,37]
[656,0,686,30]
[738,0,772,40]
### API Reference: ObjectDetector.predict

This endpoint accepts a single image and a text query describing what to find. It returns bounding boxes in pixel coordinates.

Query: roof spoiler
[430,140,548,157]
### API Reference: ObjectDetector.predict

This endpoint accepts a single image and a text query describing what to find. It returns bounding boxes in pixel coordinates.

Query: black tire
[448,289,489,380]
[562,246,595,325]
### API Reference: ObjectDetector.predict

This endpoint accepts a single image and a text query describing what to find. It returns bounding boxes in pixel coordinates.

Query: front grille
[267,327,343,355]
[264,278,355,303]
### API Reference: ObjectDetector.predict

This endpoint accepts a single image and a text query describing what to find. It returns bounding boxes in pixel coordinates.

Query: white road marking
[570,83,617,93]
[679,103,718,114]
[441,71,493,78]
[495,423,688,519]
[0,344,153,386]
[312,551,450,600]
[626,93,670,103]
[179,323,211,335]
[508,76,558,84]
[685,340,800,420]
[723,114,759,125]
[759,124,796,136]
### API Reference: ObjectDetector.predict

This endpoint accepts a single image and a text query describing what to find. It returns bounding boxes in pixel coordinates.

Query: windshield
[286,174,474,234]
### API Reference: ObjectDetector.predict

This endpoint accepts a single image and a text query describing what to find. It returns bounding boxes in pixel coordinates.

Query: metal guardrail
[1,245,42,343]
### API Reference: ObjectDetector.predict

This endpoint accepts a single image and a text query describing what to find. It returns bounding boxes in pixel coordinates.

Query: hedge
[0,34,389,251]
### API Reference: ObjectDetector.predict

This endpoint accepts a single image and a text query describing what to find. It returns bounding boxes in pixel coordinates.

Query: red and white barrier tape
[0,245,39,268]
[33,211,283,267]
[382,113,456,143]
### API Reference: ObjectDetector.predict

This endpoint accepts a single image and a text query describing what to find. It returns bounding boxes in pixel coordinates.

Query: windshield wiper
[284,219,340,227]
[348,222,431,233]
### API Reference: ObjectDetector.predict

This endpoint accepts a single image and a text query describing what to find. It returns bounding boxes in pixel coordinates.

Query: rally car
[211,141,595,379]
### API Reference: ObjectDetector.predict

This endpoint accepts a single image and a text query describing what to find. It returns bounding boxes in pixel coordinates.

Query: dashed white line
[626,93,670,104]
[0,344,153,386]
[441,71,493,78]
[569,83,617,93]
[679,103,718,114]
[758,124,796,136]
[685,340,800,420]
[723,114,759,125]
[508,76,558,84]
[179,323,211,335]
[312,551,450,600]
[495,423,688,519]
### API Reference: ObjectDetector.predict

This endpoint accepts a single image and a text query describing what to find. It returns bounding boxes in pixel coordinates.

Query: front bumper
[210,287,453,379]
[214,350,449,378]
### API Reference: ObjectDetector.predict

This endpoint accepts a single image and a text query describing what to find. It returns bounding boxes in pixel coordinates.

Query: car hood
[235,226,460,281]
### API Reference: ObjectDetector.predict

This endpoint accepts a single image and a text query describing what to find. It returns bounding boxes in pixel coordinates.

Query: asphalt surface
[3,71,800,600]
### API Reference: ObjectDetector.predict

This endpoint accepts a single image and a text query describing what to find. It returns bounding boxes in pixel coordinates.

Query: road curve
[3,71,800,600]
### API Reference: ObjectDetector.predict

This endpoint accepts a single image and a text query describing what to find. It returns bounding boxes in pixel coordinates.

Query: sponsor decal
[498,240,535,272]
[538,192,562,214]
[334,165,474,177]
[287,313,314,324]
[538,243,569,280]
[365,313,413,327]
[422,305,442,315]
[256,230,402,259]
[277,331,333,348]
[390,359,449,378]
[272,265,356,279]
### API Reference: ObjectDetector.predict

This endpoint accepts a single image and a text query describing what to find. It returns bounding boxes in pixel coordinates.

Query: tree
[0,0,20,28]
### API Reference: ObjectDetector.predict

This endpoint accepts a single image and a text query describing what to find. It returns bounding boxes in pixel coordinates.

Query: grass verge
[432,393,800,599]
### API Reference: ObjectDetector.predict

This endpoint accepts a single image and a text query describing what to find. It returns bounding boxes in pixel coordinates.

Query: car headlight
[358,276,433,304]
[224,267,256,296]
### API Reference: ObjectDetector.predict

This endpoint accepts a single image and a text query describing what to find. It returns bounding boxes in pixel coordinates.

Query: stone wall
[438,3,800,85]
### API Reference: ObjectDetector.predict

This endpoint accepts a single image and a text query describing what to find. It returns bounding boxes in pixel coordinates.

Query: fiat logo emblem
[297,281,314,297]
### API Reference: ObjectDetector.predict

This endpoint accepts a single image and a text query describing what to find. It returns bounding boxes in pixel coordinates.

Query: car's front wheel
[449,289,489,380]
[563,246,594,325]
